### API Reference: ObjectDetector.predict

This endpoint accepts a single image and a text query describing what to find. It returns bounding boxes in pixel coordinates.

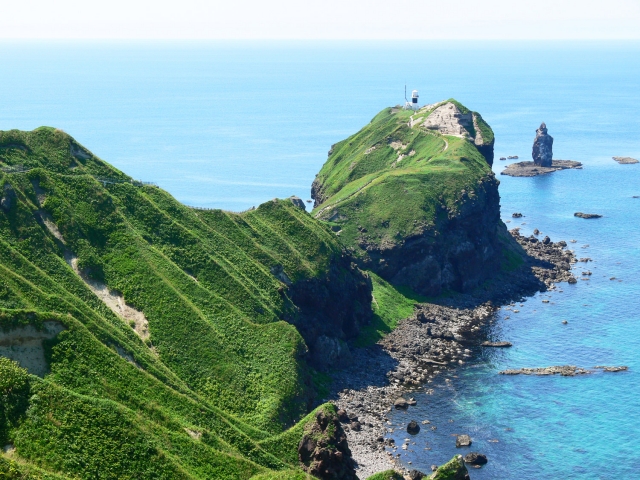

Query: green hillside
[0,127,367,479]
[311,101,505,295]
[312,101,493,256]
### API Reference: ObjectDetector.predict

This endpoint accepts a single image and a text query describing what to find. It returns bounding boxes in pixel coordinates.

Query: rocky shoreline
[328,229,578,479]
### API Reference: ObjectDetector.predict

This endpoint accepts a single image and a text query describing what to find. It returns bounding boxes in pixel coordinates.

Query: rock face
[288,256,372,370]
[368,174,505,296]
[298,408,357,480]
[532,122,553,167]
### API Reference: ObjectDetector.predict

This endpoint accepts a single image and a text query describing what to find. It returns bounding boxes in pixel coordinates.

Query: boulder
[394,398,409,409]
[532,122,553,167]
[407,420,420,435]
[298,408,357,480]
[349,421,361,431]
[336,409,349,423]
[455,434,472,447]
[463,452,488,465]
[542,236,551,245]
[408,469,425,480]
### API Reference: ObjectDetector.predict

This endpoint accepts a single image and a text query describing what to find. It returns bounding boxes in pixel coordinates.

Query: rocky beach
[329,230,578,478]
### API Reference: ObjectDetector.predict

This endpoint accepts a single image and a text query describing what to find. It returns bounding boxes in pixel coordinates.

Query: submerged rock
[532,122,553,167]
[481,341,512,347]
[574,212,602,219]
[407,420,420,435]
[594,365,628,372]
[499,365,590,376]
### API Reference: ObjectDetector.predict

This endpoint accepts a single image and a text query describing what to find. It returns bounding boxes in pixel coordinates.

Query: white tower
[411,90,419,109]
[404,87,420,111]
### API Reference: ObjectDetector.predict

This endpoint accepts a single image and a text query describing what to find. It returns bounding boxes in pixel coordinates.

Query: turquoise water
[1,41,639,478]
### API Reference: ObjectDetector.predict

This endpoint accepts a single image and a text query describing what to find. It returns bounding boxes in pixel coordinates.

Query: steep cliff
[312,100,509,296]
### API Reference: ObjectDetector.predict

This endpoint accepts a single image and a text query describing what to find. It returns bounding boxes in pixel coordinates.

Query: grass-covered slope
[312,102,507,296]
[0,127,366,478]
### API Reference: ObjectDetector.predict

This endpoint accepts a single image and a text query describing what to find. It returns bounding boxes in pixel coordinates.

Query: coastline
[329,229,577,479]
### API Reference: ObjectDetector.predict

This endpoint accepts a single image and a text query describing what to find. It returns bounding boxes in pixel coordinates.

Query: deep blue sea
[1,41,638,479]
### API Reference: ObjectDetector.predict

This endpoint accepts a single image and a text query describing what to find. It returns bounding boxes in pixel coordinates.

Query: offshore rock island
[501,122,582,177]
[0,101,579,479]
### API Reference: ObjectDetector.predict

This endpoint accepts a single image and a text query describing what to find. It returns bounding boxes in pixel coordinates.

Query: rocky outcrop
[532,122,553,167]
[481,341,512,347]
[429,455,470,480]
[416,102,494,166]
[288,255,372,370]
[363,174,504,296]
[298,407,357,480]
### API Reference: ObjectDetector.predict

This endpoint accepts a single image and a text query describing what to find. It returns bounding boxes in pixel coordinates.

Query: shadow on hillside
[328,343,399,397]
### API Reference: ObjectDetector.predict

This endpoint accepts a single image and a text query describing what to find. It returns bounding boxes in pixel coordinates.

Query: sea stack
[532,122,553,167]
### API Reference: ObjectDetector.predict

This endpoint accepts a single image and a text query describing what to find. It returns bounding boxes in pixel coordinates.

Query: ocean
[1,40,638,479]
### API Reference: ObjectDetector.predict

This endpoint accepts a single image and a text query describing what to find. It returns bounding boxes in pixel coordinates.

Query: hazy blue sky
[2,0,639,39]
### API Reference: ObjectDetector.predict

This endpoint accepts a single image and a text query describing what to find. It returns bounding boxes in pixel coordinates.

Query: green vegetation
[429,455,469,479]
[354,272,426,347]
[365,470,404,480]
[0,127,356,478]
[312,101,494,261]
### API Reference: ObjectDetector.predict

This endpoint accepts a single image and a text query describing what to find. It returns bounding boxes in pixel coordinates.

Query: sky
[1,0,640,40]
